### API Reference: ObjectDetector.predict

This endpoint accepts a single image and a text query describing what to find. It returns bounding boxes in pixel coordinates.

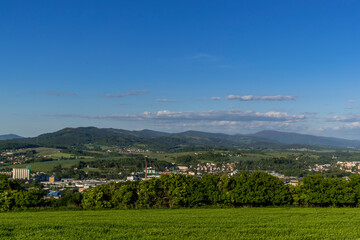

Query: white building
[126,176,139,181]
[177,166,189,171]
[12,168,30,180]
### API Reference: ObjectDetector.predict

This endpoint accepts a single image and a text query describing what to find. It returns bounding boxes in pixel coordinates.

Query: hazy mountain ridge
[252,130,360,148]
[0,134,23,141]
[4,127,360,150]
[4,127,282,150]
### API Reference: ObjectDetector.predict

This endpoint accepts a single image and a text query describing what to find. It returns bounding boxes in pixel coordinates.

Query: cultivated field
[1,208,360,239]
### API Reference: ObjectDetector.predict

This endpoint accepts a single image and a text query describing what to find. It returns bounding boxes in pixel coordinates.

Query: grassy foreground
[1,208,360,239]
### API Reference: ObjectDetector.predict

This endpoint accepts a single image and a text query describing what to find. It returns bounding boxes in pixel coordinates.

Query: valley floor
[1,208,360,239]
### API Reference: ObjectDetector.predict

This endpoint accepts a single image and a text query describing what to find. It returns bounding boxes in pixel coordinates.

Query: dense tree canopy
[81,172,291,209]
[4,172,360,211]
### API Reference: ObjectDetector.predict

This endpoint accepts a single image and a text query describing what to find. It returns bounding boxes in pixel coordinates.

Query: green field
[12,159,95,172]
[1,208,360,239]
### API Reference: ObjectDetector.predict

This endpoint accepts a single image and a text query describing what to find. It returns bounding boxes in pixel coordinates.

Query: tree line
[82,172,290,209]
[4,172,360,211]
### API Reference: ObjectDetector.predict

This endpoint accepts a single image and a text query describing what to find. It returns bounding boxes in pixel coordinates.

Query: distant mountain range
[251,130,360,148]
[0,134,23,141]
[2,127,360,150]
[10,127,274,151]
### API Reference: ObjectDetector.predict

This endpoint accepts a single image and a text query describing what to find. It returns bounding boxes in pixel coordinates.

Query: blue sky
[2,0,360,138]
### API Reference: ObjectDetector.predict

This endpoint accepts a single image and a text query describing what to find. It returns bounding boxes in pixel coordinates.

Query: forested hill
[3,127,360,151]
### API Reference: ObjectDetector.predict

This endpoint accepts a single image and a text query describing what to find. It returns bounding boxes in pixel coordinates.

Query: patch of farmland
[1,208,360,239]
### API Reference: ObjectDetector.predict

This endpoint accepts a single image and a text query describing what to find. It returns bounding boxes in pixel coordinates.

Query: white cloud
[226,95,297,101]
[156,99,174,102]
[46,91,77,97]
[301,112,318,115]
[321,122,360,131]
[321,114,360,131]
[349,99,357,103]
[50,110,305,123]
[198,97,222,101]
[48,110,307,134]
[101,90,149,98]
[210,97,221,101]
[326,115,360,122]
[162,120,307,134]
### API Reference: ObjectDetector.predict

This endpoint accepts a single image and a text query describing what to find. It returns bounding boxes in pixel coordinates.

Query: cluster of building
[308,161,360,174]
[43,178,124,193]
[42,179,124,198]
[0,152,28,165]
[0,168,124,199]
[171,162,238,176]
[0,152,49,165]
[2,165,305,199]
[268,171,299,185]
[309,164,332,172]
[0,152,13,156]
[1,167,41,181]
[218,152,242,157]
[195,162,237,174]
[118,148,150,153]
[336,161,360,173]
[124,161,242,181]
[0,168,32,180]
[124,162,240,179]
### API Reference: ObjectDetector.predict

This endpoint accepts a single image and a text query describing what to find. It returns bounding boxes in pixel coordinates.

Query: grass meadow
[1,208,360,239]
[12,159,96,172]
